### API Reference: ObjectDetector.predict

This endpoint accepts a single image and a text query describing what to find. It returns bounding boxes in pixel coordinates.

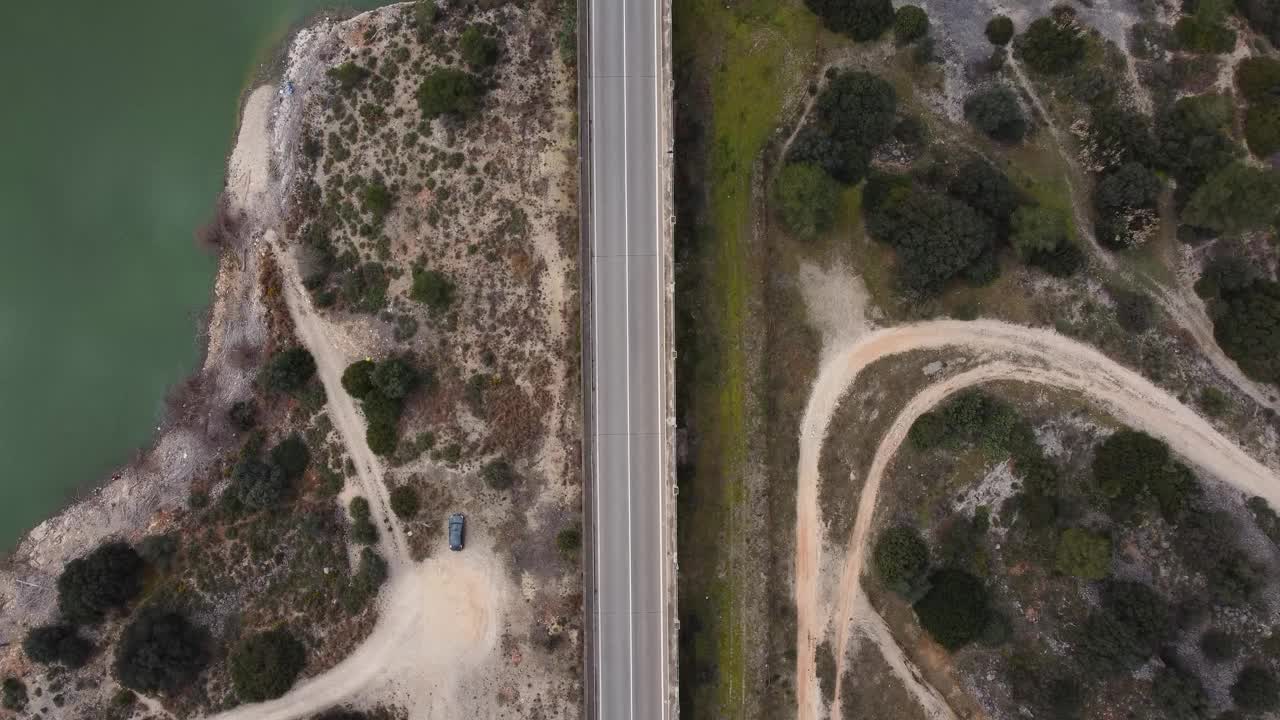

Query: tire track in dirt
[796,320,1280,720]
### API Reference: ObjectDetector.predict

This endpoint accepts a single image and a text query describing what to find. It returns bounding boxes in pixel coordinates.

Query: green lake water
[0,1,383,551]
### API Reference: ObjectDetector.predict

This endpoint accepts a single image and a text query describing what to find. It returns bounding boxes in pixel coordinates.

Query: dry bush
[196,192,247,253]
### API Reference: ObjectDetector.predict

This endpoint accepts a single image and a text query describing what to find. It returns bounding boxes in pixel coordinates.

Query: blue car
[448,513,466,551]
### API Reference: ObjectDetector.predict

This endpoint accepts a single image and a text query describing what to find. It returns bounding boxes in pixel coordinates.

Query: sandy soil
[209,541,506,720]
[794,320,1280,720]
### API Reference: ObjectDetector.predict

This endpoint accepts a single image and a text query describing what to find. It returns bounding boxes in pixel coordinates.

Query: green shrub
[411,267,456,311]
[1054,528,1111,580]
[803,0,894,41]
[1011,205,1068,257]
[1152,666,1210,720]
[1016,15,1085,74]
[985,15,1014,46]
[230,629,306,702]
[360,180,393,222]
[1183,162,1280,233]
[557,524,582,554]
[1213,279,1280,385]
[137,533,179,573]
[1174,16,1236,53]
[57,541,145,624]
[1233,666,1280,712]
[1245,101,1280,158]
[873,526,930,596]
[964,86,1027,143]
[1200,627,1238,661]
[229,400,257,431]
[913,568,989,649]
[342,359,377,399]
[2,678,27,712]
[483,459,516,490]
[417,68,484,119]
[774,163,841,239]
[1199,386,1229,417]
[231,457,288,510]
[113,608,210,693]
[327,62,370,91]
[1111,288,1155,333]
[390,485,420,519]
[344,547,389,612]
[816,640,836,704]
[263,347,316,395]
[893,5,928,44]
[460,25,499,69]
[349,496,378,544]
[1025,238,1085,277]
[23,624,94,668]
[1236,57,1280,104]
[413,0,438,38]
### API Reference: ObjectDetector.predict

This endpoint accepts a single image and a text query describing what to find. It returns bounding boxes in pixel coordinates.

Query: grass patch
[675,0,817,716]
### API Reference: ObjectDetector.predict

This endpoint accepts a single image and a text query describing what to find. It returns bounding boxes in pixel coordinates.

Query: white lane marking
[621,0,636,716]
[653,0,666,716]
[587,0,605,713]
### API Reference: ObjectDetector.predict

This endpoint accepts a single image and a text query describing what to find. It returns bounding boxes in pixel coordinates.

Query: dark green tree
[1214,279,1280,385]
[964,86,1028,143]
[790,71,896,183]
[1200,627,1238,662]
[263,347,316,395]
[1236,56,1280,103]
[1017,15,1085,74]
[270,434,311,482]
[803,0,894,41]
[23,624,94,668]
[1232,666,1280,712]
[57,541,145,624]
[866,185,996,294]
[985,16,1014,46]
[893,5,928,44]
[113,608,210,694]
[1152,665,1210,720]
[913,569,989,649]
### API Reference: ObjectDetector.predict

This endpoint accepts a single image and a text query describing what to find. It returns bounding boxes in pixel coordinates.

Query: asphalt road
[584,0,669,715]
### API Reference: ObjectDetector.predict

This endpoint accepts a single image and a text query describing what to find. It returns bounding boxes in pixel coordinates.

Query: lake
[0,0,384,551]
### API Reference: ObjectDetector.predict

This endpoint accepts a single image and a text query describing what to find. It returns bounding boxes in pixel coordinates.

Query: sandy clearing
[795,320,1280,720]
[207,546,506,720]
[227,86,275,213]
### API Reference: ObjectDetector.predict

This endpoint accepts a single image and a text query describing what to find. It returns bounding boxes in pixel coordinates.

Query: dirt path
[270,231,411,566]
[795,320,1280,720]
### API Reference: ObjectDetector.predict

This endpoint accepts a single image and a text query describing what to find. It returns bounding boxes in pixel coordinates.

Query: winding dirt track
[795,319,1280,720]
